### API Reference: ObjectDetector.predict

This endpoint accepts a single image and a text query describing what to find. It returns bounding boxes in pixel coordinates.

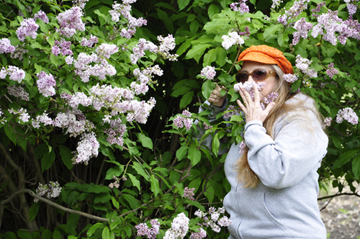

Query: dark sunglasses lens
[253,69,267,80]
[236,73,248,82]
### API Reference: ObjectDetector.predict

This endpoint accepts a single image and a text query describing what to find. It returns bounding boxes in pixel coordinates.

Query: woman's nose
[246,76,255,83]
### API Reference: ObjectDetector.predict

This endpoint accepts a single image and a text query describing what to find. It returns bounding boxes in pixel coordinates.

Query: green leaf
[208,4,219,19]
[156,9,173,33]
[190,20,201,33]
[188,147,201,166]
[136,133,153,150]
[50,54,61,66]
[214,47,227,67]
[41,150,55,172]
[332,149,359,169]
[42,230,52,239]
[87,223,105,237]
[178,0,190,10]
[132,162,150,181]
[105,165,124,180]
[352,155,360,179]
[94,193,112,204]
[176,145,189,161]
[203,49,217,66]
[185,44,212,63]
[202,80,216,100]
[111,197,120,209]
[128,173,141,191]
[17,230,32,239]
[150,174,161,197]
[177,37,195,56]
[179,91,194,109]
[52,229,61,239]
[263,24,283,40]
[153,172,172,189]
[102,227,110,239]
[58,145,73,170]
[212,134,220,156]
[28,202,40,221]
[4,124,16,145]
[122,194,140,209]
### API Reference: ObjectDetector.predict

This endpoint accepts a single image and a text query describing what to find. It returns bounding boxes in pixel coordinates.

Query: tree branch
[0,189,109,223]
[317,192,360,201]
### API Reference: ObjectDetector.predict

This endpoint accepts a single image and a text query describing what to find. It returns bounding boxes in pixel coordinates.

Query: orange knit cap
[238,45,293,74]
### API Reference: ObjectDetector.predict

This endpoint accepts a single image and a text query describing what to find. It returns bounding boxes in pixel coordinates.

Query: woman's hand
[208,85,227,107]
[236,82,275,123]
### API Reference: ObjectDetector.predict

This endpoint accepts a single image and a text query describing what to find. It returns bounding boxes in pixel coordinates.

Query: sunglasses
[236,68,276,82]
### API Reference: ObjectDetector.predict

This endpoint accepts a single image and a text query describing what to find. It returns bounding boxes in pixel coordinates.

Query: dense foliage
[0,0,359,238]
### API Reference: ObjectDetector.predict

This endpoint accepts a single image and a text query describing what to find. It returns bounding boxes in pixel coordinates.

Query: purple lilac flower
[130,38,158,64]
[16,18,39,41]
[10,45,28,60]
[7,85,29,101]
[271,0,283,9]
[57,7,85,37]
[230,0,249,14]
[34,10,49,23]
[0,38,16,54]
[336,107,358,125]
[80,35,98,47]
[323,117,332,128]
[104,119,127,146]
[239,26,251,37]
[311,1,326,17]
[0,66,26,83]
[347,3,357,16]
[173,111,194,130]
[292,18,313,45]
[190,228,207,239]
[36,71,56,97]
[283,74,298,83]
[200,66,216,80]
[34,181,62,202]
[234,81,265,101]
[277,0,310,26]
[222,31,244,50]
[295,55,318,78]
[32,112,53,128]
[223,105,238,119]
[135,219,160,239]
[326,63,339,79]
[183,187,195,200]
[95,43,119,59]
[52,45,60,56]
[239,141,246,154]
[73,0,89,9]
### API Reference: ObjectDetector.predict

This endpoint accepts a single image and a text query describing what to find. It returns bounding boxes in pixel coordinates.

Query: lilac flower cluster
[157,34,178,61]
[295,55,318,78]
[104,118,127,146]
[292,18,313,45]
[173,110,194,131]
[200,66,216,80]
[223,105,238,119]
[131,65,163,95]
[261,92,278,109]
[326,63,339,79]
[10,45,28,60]
[16,18,39,41]
[346,1,358,16]
[234,81,265,99]
[336,107,358,125]
[73,0,89,9]
[222,32,245,50]
[0,65,26,83]
[34,10,49,23]
[74,132,99,164]
[52,39,73,56]
[311,1,326,17]
[57,7,85,37]
[283,73,298,83]
[32,112,54,128]
[271,0,283,9]
[130,38,158,64]
[7,85,29,101]
[54,111,94,137]
[278,0,310,26]
[323,117,332,128]
[194,207,232,233]
[312,10,360,45]
[0,38,15,54]
[189,228,207,239]
[164,213,190,239]
[9,108,30,123]
[34,181,62,202]
[109,0,147,39]
[183,187,195,200]
[230,0,249,14]
[108,175,126,188]
[80,35,98,47]
[135,219,160,239]
[73,51,117,82]
[204,122,212,130]
[239,26,251,37]
[36,71,56,97]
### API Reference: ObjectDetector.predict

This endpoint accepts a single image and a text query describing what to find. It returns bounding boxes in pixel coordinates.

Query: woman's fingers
[252,82,261,104]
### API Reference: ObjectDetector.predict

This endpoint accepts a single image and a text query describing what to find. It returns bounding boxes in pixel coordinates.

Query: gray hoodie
[200,93,328,239]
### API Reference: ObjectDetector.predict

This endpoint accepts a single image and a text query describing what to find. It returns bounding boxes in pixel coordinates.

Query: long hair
[234,64,323,188]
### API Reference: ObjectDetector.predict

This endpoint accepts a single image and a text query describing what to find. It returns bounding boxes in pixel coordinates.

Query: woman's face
[239,61,278,101]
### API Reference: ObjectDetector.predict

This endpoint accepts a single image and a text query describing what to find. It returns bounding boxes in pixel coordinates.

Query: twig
[317,192,360,201]
[0,189,109,223]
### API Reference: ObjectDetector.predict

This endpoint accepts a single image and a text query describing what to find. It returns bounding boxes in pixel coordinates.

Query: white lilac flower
[295,55,318,78]
[164,213,190,239]
[34,181,62,202]
[222,31,244,50]
[283,74,298,83]
[36,71,56,97]
[18,108,30,123]
[65,56,74,65]
[200,66,216,80]
[190,228,207,239]
[336,107,358,125]
[1,66,26,83]
[57,7,85,37]
[80,35,98,47]
[16,18,39,41]
[32,112,53,129]
[271,0,283,9]
[74,132,99,164]
[157,34,178,61]
[323,117,332,128]
[230,0,249,14]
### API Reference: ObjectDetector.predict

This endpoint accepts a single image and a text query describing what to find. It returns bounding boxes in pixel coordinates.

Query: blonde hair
[235,64,323,188]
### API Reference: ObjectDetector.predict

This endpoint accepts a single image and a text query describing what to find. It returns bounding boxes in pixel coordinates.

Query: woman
[204,45,328,238]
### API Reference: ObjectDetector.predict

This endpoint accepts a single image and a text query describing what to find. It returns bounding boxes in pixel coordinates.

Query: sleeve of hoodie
[244,109,328,189]
[195,99,228,154]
